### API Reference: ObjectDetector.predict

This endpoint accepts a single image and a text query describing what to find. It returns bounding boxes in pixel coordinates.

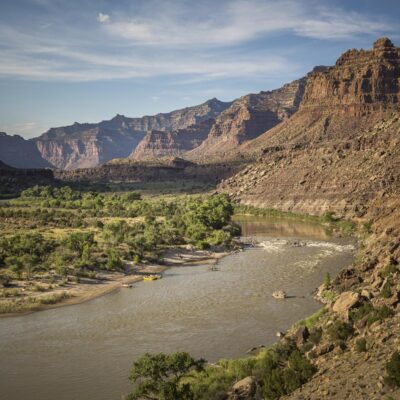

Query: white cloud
[0,121,46,138]
[102,0,393,47]
[97,13,110,23]
[0,0,395,82]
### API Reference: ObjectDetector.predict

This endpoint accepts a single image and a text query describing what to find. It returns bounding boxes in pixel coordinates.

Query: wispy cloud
[97,13,110,23]
[0,0,395,82]
[103,0,393,46]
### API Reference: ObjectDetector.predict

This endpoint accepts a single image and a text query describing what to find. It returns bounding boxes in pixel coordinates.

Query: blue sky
[0,0,399,139]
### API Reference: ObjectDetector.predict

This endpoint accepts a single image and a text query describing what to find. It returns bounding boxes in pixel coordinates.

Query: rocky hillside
[218,38,400,399]
[219,38,400,217]
[186,77,307,162]
[0,132,52,169]
[34,98,231,170]
[130,119,214,160]
[56,157,242,186]
[0,160,56,194]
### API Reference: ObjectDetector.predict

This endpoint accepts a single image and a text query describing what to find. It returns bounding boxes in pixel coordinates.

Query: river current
[0,216,355,400]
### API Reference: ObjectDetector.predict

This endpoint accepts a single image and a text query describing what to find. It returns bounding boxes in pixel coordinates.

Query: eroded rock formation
[34,98,231,169]
[186,77,307,162]
[218,38,400,217]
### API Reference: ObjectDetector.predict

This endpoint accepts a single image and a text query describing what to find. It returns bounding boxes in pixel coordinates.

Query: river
[0,216,355,400]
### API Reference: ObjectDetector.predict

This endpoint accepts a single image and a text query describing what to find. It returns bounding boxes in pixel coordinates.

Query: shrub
[367,305,394,327]
[259,348,316,399]
[323,212,337,223]
[308,328,323,345]
[349,301,374,322]
[327,321,354,342]
[324,272,331,287]
[128,352,205,400]
[381,281,393,298]
[380,264,397,278]
[384,351,400,387]
[355,338,367,353]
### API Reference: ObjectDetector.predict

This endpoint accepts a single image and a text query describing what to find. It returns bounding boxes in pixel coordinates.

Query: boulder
[272,290,287,299]
[228,376,256,399]
[294,325,310,347]
[332,291,360,320]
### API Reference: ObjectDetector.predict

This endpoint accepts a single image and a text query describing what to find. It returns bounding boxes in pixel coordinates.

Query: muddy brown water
[0,217,355,400]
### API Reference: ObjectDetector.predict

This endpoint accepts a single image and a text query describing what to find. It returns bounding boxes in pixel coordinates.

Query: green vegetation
[296,308,327,330]
[128,341,317,400]
[355,338,367,353]
[385,351,400,388]
[128,352,206,400]
[327,321,354,342]
[324,272,331,287]
[0,186,240,313]
[380,263,398,278]
[349,302,394,327]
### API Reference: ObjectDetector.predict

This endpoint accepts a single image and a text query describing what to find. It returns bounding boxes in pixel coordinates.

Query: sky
[0,0,399,139]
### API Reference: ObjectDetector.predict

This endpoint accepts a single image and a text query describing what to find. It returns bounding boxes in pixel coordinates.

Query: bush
[349,301,374,322]
[308,328,323,345]
[367,305,394,327]
[323,212,337,223]
[355,338,367,353]
[381,281,393,298]
[128,352,205,400]
[327,321,354,342]
[381,264,398,278]
[385,351,400,387]
[259,348,316,399]
[324,272,331,287]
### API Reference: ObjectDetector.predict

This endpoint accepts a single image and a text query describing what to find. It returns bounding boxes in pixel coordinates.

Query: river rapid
[0,216,355,400]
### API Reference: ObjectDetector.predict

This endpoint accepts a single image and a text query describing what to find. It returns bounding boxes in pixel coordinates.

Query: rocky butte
[33,98,232,170]
[217,38,400,399]
[219,37,400,217]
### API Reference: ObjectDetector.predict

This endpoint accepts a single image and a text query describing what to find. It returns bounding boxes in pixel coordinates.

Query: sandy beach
[0,247,233,317]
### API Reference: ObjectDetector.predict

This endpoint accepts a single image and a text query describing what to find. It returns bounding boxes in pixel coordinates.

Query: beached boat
[121,283,133,288]
[143,274,162,281]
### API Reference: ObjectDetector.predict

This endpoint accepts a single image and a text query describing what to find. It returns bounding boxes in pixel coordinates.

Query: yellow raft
[143,274,162,281]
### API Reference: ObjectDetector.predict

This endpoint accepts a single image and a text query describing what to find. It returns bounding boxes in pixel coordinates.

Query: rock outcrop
[130,119,214,160]
[0,132,52,169]
[0,160,56,194]
[56,158,241,186]
[218,38,400,217]
[185,77,307,162]
[34,98,231,169]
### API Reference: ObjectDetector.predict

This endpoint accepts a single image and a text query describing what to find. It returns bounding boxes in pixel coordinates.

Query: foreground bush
[385,351,400,388]
[128,352,206,400]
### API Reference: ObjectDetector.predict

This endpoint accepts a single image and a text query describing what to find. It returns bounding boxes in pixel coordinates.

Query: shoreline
[0,247,233,318]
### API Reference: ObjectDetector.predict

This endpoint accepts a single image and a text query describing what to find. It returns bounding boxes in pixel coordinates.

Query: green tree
[64,232,95,257]
[128,352,206,400]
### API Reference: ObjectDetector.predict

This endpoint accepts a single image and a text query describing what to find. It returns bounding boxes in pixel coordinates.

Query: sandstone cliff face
[125,98,231,132]
[56,158,241,186]
[130,119,214,160]
[0,132,52,169]
[35,98,231,170]
[218,38,400,217]
[301,37,400,113]
[35,127,145,170]
[185,77,307,162]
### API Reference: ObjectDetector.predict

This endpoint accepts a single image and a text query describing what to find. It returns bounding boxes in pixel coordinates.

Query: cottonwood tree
[128,352,206,400]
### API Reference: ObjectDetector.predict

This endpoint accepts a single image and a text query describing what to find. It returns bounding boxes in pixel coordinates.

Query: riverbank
[0,246,233,317]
